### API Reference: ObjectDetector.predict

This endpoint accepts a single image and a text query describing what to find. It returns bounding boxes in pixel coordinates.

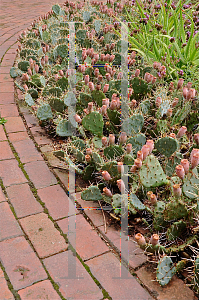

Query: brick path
[0,1,197,299]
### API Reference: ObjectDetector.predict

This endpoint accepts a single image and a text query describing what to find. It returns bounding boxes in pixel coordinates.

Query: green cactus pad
[156,256,176,286]
[123,154,134,165]
[164,200,188,221]
[31,74,46,88]
[155,137,178,158]
[127,133,146,154]
[56,77,68,91]
[10,67,23,78]
[24,93,35,106]
[92,152,104,169]
[81,186,103,201]
[129,193,145,210]
[94,20,101,33]
[82,165,95,181]
[76,29,87,41]
[91,90,106,106]
[112,194,122,209]
[56,119,74,137]
[166,220,186,241]
[37,103,53,120]
[183,168,199,199]
[153,201,167,231]
[140,100,150,115]
[64,156,83,174]
[20,48,37,60]
[18,61,30,72]
[171,101,191,126]
[28,88,38,99]
[165,152,183,177]
[26,38,41,50]
[122,114,144,136]
[131,77,150,95]
[157,120,168,134]
[49,98,66,113]
[48,87,62,97]
[79,92,92,106]
[83,11,91,22]
[64,91,77,106]
[82,111,103,136]
[56,44,68,59]
[107,109,120,125]
[139,155,169,188]
[70,138,86,151]
[101,161,118,178]
[104,145,124,159]
[92,137,102,149]
[52,4,61,15]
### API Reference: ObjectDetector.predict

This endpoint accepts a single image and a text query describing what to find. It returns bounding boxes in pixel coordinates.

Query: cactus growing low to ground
[11,0,199,294]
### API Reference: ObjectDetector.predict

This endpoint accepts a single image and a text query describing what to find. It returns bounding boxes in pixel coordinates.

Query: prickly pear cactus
[81,186,102,201]
[156,256,176,286]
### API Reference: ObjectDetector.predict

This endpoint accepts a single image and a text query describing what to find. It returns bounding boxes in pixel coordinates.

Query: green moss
[0,262,21,299]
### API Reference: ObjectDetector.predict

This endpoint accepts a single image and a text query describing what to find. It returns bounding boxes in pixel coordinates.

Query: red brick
[30,126,51,145]
[13,139,43,163]
[19,213,67,258]
[22,111,39,128]
[0,202,23,241]
[75,192,106,227]
[98,225,147,269]
[0,82,14,93]
[6,183,43,218]
[0,159,28,187]
[0,187,6,202]
[0,236,48,290]
[87,252,153,300]
[0,141,14,160]
[8,131,29,143]
[136,265,195,300]
[24,160,57,189]
[43,251,103,299]
[4,117,26,133]
[0,93,14,104]
[0,73,13,82]
[0,66,12,74]
[37,185,78,220]
[44,151,68,169]
[0,125,6,141]
[0,268,14,300]
[57,214,109,261]
[0,104,19,117]
[18,280,61,300]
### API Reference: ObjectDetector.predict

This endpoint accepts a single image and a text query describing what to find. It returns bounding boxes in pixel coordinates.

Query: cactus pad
[131,77,150,96]
[49,98,66,113]
[129,193,145,210]
[194,257,199,288]
[156,256,176,286]
[164,200,188,221]
[122,114,144,136]
[155,137,178,158]
[101,161,118,178]
[139,155,169,188]
[127,133,146,154]
[18,61,30,72]
[57,77,68,91]
[82,111,103,136]
[37,103,53,120]
[24,93,35,106]
[56,119,74,136]
[81,186,103,201]
[182,168,199,199]
[10,67,23,78]
[166,220,186,241]
[79,92,92,106]
[104,145,124,159]
[153,201,167,231]
[64,91,77,106]
[91,90,106,106]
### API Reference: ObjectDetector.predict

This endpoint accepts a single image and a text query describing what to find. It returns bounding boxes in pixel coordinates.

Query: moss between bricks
[0,261,21,300]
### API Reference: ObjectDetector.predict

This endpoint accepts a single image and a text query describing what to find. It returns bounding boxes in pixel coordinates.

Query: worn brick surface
[0,236,47,290]
[0,93,14,104]
[0,159,28,187]
[57,214,109,261]
[13,139,43,163]
[0,268,14,300]
[8,131,29,143]
[6,183,43,218]
[136,265,196,300]
[0,187,6,202]
[18,280,61,300]
[4,116,26,133]
[30,126,52,145]
[24,161,57,189]
[43,251,103,299]
[19,213,67,258]
[0,140,14,160]
[0,202,23,241]
[0,125,6,141]
[43,151,68,169]
[0,104,18,117]
[37,185,78,220]
[87,252,153,300]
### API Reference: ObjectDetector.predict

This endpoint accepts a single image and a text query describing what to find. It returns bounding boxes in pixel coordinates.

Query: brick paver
[19,213,67,258]
[4,116,26,133]
[0,186,6,202]
[0,236,48,290]
[0,202,23,241]
[6,183,43,218]
[12,139,43,163]
[0,268,14,300]
[0,140,15,160]
[24,160,57,189]
[37,185,78,220]
[87,252,153,300]
[18,280,61,300]
[58,214,110,261]
[0,104,19,117]
[0,159,28,187]
[43,251,103,299]
[0,125,6,141]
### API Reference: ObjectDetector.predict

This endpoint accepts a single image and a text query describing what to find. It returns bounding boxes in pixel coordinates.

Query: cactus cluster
[11,0,199,293]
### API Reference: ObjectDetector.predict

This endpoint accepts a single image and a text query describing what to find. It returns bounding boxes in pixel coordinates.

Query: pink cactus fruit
[176,165,185,180]
[109,134,115,145]
[177,126,187,138]
[173,184,182,198]
[135,233,146,246]
[102,171,112,181]
[180,159,189,174]
[103,187,112,197]
[117,179,125,193]
[117,162,124,174]
[149,234,159,246]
